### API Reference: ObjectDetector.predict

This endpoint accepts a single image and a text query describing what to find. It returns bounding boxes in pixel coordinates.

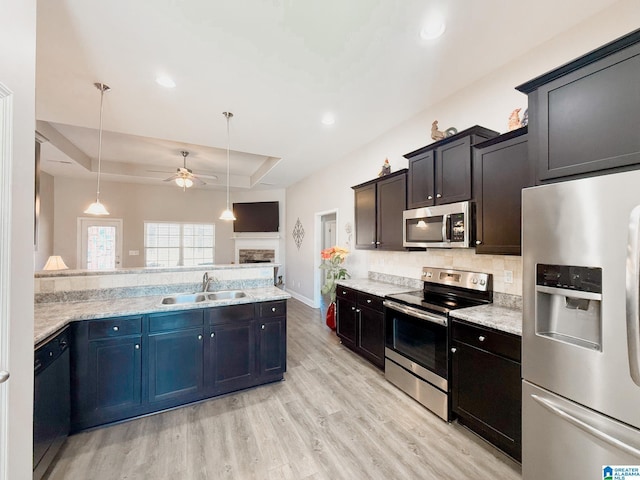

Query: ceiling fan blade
[163,174,180,182]
[190,175,206,186]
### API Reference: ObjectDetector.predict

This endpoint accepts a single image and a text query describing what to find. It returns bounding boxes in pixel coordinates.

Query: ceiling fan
[163,151,213,190]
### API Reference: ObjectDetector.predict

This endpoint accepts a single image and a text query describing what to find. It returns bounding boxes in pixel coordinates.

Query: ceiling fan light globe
[184,178,193,188]
[84,200,110,216]
[175,177,186,187]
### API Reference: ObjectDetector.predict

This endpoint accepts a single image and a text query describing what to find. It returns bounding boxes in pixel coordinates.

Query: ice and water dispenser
[535,264,603,350]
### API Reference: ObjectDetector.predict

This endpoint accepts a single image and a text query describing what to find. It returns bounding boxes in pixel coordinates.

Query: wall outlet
[129,250,139,256]
[504,270,513,284]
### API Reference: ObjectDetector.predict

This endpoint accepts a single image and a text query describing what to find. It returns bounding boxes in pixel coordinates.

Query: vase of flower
[320,246,350,330]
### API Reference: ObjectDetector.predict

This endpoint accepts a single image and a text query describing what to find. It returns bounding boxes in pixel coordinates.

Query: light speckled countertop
[336,278,418,297]
[450,304,522,336]
[338,278,522,336]
[34,286,291,346]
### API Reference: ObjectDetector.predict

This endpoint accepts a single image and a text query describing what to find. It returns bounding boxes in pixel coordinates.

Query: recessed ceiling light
[156,75,176,88]
[321,113,335,126]
[420,17,446,40]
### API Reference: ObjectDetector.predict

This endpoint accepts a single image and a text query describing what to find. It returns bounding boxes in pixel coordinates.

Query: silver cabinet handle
[478,336,486,342]
[366,299,371,304]
[198,335,202,340]
[370,241,376,244]
[427,195,433,200]
[436,193,442,198]
[134,344,140,350]
[450,347,457,353]
[351,306,356,311]
[342,291,346,295]
[210,332,215,338]
[376,241,381,245]
[113,326,119,332]
[271,307,276,312]
[476,240,482,245]
[355,309,360,313]
[0,371,9,383]
[261,324,265,330]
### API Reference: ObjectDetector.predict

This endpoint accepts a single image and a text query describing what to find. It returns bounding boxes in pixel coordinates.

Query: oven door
[403,202,470,248]
[384,300,448,390]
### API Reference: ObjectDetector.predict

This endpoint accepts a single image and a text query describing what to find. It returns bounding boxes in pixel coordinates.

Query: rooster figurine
[508,108,522,131]
[431,120,446,141]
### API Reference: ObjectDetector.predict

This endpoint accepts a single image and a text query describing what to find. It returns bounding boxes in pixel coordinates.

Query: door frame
[77,217,124,269]
[0,81,13,480]
[313,209,339,309]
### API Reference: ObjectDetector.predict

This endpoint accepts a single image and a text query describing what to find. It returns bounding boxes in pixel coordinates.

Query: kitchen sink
[207,290,247,301]
[161,293,208,304]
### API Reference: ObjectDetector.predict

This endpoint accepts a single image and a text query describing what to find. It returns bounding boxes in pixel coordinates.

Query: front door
[78,218,123,269]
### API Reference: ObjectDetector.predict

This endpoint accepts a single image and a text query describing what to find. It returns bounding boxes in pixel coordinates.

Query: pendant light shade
[85,82,110,215]
[220,111,236,221]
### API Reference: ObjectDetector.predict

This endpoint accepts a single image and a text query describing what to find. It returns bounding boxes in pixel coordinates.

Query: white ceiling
[35,0,619,190]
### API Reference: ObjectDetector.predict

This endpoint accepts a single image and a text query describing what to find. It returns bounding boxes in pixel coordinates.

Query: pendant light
[219,111,236,221]
[84,82,111,215]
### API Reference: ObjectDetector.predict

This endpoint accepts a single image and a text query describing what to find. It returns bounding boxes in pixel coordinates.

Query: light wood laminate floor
[47,298,522,480]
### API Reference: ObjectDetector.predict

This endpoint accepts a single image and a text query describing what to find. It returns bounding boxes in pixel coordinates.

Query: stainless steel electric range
[383,267,492,421]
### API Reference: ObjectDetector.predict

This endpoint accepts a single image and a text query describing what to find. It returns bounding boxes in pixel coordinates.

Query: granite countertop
[34,286,291,346]
[336,278,418,298]
[450,304,522,336]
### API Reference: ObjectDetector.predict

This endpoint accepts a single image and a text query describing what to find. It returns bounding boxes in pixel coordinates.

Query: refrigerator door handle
[626,205,640,387]
[531,394,640,459]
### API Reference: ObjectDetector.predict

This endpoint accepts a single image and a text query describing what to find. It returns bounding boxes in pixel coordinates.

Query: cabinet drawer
[356,292,383,311]
[88,316,142,340]
[258,301,287,318]
[208,303,254,325]
[149,310,203,333]
[452,321,521,362]
[336,287,356,302]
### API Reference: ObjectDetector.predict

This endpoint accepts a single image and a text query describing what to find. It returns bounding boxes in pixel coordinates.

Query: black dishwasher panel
[34,327,70,480]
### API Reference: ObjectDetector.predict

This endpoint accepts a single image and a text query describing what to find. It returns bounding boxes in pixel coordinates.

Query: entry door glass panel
[78,218,123,269]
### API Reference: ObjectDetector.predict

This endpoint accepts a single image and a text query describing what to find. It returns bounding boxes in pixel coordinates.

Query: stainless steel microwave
[403,201,471,248]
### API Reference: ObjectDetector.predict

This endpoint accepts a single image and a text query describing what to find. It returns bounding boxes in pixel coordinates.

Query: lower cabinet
[451,320,522,461]
[70,301,286,433]
[336,287,385,369]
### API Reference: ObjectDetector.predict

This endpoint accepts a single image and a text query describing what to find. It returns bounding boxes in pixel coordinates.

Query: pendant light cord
[95,83,109,202]
[225,112,232,210]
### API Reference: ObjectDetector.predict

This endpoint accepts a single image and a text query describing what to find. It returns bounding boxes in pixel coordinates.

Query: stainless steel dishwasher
[34,327,70,480]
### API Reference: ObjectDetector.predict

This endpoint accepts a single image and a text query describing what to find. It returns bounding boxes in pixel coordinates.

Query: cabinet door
[435,137,472,204]
[451,340,522,461]
[474,133,532,255]
[357,305,384,369]
[88,336,143,415]
[209,322,255,394]
[354,183,376,249]
[258,317,286,378]
[336,298,357,348]
[534,42,640,181]
[376,172,406,251]
[407,151,435,208]
[148,327,204,404]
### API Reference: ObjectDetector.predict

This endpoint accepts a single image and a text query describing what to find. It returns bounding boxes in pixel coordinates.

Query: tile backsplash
[367,249,523,296]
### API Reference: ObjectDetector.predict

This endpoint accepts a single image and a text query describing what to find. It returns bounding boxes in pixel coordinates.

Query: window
[144,222,215,267]
[77,218,123,270]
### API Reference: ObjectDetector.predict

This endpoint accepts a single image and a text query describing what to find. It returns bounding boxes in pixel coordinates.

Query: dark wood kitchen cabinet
[405,126,498,208]
[336,286,385,369]
[256,301,287,380]
[516,29,640,183]
[353,169,407,251]
[473,127,533,255]
[147,310,205,406]
[451,320,522,461]
[70,315,144,431]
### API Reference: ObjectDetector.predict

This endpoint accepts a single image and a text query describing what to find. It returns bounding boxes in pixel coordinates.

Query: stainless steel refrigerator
[522,169,640,479]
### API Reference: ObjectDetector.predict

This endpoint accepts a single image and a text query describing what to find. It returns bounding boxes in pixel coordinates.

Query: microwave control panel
[450,213,465,242]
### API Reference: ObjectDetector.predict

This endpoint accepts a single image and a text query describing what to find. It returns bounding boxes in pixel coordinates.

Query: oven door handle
[383,300,447,327]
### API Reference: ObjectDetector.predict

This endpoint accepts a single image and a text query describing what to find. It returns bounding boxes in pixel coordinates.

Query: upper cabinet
[405,126,499,208]
[473,127,533,255]
[516,28,640,183]
[352,169,407,250]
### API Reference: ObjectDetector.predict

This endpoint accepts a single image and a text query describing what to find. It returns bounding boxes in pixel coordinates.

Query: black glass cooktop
[386,290,488,315]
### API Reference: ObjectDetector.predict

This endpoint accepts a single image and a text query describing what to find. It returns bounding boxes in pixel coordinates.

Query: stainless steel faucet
[202,272,212,292]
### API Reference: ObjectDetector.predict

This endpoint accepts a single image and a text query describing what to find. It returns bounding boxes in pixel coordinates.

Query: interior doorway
[77,218,123,269]
[314,209,339,311]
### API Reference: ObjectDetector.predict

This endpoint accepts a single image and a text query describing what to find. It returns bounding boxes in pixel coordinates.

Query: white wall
[52,176,285,269]
[0,0,36,477]
[285,1,640,302]
[35,171,54,270]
